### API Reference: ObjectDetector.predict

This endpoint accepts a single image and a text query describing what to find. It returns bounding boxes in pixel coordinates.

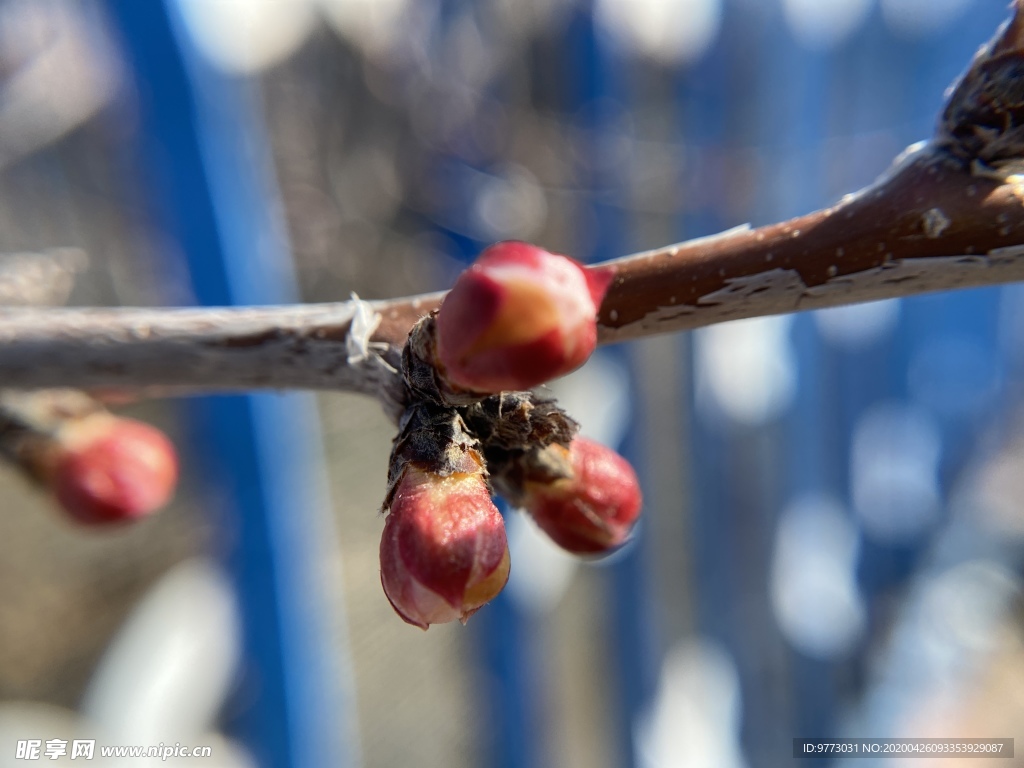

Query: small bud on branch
[0,390,178,525]
[434,242,613,394]
[380,463,510,629]
[381,404,511,629]
[520,438,643,556]
[51,415,178,525]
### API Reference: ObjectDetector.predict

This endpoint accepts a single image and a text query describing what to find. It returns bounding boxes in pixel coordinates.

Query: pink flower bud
[435,241,614,394]
[52,417,178,525]
[380,464,510,629]
[523,437,642,555]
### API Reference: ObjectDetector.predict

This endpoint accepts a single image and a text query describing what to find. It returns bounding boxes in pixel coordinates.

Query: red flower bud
[380,465,510,629]
[435,241,613,394]
[523,437,642,555]
[52,416,178,525]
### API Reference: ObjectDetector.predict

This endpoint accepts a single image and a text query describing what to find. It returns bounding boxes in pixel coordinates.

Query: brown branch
[0,4,1022,398]
[595,144,1024,343]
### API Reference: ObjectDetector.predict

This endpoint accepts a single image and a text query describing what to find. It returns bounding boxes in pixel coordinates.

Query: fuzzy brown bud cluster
[379,242,643,629]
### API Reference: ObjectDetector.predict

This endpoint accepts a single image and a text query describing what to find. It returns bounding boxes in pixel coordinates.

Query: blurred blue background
[0,0,1022,767]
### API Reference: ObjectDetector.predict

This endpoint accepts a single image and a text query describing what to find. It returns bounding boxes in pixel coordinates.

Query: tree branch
[0,300,413,413]
[597,143,1024,343]
[1,3,1023,398]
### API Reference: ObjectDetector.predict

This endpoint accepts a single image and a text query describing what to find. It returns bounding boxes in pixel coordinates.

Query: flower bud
[52,416,178,525]
[523,437,642,555]
[380,464,510,629]
[435,241,613,394]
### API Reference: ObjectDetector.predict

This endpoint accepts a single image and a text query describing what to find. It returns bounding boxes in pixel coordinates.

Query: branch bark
[1,3,1023,398]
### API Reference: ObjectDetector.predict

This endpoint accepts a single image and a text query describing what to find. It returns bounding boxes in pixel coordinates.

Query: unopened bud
[381,463,510,629]
[52,416,178,525]
[523,437,642,555]
[435,241,613,394]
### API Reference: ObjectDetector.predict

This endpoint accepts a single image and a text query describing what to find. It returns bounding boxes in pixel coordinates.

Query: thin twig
[0,3,1022,399]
